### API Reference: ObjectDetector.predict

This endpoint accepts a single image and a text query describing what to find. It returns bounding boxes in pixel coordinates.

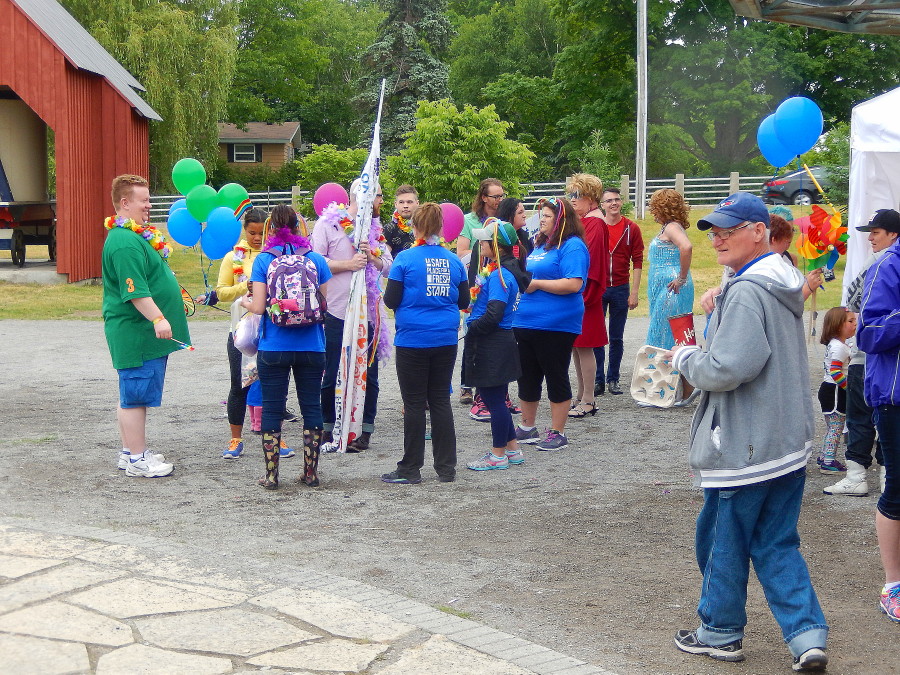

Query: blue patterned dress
[646,234,694,349]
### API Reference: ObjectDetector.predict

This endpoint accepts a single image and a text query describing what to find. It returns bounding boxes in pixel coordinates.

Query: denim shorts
[118,356,168,408]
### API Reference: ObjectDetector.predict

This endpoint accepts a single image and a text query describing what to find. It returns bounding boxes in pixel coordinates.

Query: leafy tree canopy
[388,99,534,206]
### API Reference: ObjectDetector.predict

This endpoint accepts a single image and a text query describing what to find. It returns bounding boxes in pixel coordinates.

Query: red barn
[0,0,159,281]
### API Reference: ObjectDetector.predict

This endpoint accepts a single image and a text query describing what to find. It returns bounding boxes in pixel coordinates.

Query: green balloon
[218,182,250,210]
[172,158,207,195]
[186,184,218,223]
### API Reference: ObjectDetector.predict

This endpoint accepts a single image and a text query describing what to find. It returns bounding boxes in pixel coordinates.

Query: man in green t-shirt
[102,175,190,478]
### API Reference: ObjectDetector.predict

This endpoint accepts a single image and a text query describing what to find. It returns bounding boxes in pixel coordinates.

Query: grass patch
[1,434,59,445]
[436,605,473,619]
[0,204,847,320]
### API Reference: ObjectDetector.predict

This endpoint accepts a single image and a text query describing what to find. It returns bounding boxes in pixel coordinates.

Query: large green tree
[388,99,534,205]
[61,0,237,190]
[355,0,455,153]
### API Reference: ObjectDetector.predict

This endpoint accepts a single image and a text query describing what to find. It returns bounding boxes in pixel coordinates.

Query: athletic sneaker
[881,584,900,622]
[506,448,525,465]
[222,439,243,460]
[515,426,540,444]
[469,397,491,422]
[124,452,174,478]
[537,429,568,451]
[819,459,846,474]
[467,452,509,471]
[118,449,166,470]
[381,470,422,485]
[506,395,521,414]
[673,629,744,662]
[283,407,299,422]
[279,440,295,458]
[459,387,474,405]
[792,647,828,671]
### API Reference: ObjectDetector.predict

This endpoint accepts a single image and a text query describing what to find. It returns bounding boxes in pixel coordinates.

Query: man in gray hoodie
[670,193,829,672]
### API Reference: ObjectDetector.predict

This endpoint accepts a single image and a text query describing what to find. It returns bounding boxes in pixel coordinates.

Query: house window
[233,144,259,162]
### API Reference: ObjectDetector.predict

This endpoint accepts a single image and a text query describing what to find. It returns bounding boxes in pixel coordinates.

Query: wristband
[151,315,165,325]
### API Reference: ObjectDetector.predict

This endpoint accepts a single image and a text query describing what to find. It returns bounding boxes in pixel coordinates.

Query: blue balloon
[774,97,823,157]
[166,208,202,246]
[757,114,795,168]
[200,206,242,259]
[168,198,187,216]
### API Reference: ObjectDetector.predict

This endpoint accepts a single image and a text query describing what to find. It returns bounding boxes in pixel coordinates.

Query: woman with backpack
[242,205,332,489]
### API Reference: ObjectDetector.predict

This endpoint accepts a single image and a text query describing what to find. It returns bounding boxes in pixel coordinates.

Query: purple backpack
[265,245,327,327]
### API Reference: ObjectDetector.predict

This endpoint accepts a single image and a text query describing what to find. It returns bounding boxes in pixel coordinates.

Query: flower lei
[232,244,249,282]
[105,216,171,258]
[470,262,499,304]
[413,235,447,247]
[392,211,411,234]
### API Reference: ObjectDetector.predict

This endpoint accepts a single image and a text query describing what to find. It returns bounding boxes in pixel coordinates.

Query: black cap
[857,209,900,234]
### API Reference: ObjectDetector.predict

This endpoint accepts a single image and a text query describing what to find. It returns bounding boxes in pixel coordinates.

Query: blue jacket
[858,241,900,407]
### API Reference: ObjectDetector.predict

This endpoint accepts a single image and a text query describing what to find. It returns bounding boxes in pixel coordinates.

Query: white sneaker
[124,452,174,478]
[118,449,166,470]
[823,459,868,496]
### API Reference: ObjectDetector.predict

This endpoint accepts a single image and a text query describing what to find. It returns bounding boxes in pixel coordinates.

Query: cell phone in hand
[822,267,835,282]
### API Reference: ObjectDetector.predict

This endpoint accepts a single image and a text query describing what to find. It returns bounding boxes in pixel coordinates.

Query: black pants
[847,363,883,467]
[226,332,249,426]
[322,313,379,432]
[395,345,458,480]
[514,328,577,403]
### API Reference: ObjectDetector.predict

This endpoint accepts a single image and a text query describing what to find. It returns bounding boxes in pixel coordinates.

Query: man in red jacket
[594,187,644,395]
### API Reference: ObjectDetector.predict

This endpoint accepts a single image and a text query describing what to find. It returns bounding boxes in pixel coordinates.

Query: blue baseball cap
[697,192,771,231]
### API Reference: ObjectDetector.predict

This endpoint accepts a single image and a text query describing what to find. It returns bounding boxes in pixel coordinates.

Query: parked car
[761,166,830,206]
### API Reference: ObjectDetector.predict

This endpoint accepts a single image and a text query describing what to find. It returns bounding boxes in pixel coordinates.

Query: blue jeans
[695,469,828,657]
[322,313,379,433]
[874,405,900,520]
[258,350,325,432]
[595,284,629,384]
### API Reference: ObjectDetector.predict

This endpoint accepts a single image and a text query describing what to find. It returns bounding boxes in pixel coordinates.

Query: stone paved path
[0,520,614,675]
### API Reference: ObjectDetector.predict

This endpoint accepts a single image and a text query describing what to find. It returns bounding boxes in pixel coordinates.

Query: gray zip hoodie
[673,254,815,488]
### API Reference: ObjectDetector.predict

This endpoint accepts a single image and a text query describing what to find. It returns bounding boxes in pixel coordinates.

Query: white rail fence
[150,173,769,222]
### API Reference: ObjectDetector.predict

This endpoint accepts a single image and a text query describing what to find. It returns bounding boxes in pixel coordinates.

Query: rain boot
[301,429,322,487]
[259,431,280,489]
[823,459,868,496]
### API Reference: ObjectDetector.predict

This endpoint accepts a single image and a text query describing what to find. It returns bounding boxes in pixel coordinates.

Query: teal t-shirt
[459,212,483,244]
[389,245,467,348]
[467,266,518,329]
[101,226,190,369]
[512,237,589,334]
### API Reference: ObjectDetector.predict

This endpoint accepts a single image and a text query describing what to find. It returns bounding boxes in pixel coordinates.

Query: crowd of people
[100,172,900,672]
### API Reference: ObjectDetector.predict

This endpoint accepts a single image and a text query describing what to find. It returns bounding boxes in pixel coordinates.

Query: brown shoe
[459,387,474,405]
[347,431,371,452]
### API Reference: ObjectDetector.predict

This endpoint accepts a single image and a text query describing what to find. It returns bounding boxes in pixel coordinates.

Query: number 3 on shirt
[125,278,135,293]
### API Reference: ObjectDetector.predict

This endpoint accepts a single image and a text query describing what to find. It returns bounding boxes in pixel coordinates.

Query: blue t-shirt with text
[250,246,333,352]
[513,237,589,333]
[389,245,467,348]
[467,266,518,330]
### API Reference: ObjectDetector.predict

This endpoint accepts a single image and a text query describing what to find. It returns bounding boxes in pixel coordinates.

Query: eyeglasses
[706,222,752,241]
[485,193,505,200]
[602,197,622,204]
[566,192,581,200]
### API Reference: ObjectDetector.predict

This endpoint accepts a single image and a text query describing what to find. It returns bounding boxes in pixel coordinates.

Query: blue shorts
[118,356,168,408]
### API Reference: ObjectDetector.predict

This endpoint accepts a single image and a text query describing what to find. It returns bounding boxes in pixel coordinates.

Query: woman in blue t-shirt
[383,202,470,484]
[464,219,531,471]
[513,197,589,452]
[242,205,332,490]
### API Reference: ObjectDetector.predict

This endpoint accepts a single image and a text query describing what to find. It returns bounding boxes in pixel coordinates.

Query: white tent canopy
[844,86,900,298]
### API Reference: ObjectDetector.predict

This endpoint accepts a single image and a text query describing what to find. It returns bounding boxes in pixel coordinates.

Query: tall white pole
[635,0,648,219]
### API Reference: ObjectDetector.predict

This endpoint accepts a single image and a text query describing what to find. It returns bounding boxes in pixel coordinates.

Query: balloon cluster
[756,97,824,168]
[794,205,848,268]
[311,183,466,242]
[166,158,250,259]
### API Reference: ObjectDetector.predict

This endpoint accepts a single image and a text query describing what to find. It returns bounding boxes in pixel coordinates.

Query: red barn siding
[0,0,150,281]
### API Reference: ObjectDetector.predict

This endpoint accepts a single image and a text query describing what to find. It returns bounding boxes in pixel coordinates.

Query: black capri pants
[514,328,577,403]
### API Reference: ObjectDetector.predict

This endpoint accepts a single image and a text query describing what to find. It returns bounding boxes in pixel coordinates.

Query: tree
[806,122,850,205]
[355,0,455,153]
[388,99,534,206]
[61,0,237,190]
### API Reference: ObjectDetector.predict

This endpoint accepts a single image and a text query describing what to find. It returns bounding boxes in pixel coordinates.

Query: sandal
[568,402,598,418]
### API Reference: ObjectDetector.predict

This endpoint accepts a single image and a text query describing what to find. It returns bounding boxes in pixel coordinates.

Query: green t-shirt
[459,212,482,243]
[101,227,190,369]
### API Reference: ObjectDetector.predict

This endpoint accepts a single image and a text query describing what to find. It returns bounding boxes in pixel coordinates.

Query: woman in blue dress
[646,189,694,349]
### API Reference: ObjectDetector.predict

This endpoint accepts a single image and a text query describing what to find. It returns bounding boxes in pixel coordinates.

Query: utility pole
[635,0,648,219]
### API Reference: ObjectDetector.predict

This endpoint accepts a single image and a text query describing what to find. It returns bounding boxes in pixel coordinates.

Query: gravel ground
[0,316,895,674]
